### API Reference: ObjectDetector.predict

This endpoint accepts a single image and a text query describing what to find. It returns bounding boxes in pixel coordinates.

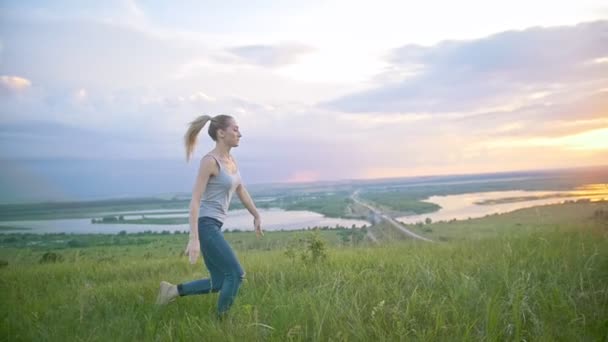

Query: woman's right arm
[189,156,215,241]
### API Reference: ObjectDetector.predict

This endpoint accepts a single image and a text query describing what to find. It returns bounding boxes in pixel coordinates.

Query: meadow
[1,201,607,341]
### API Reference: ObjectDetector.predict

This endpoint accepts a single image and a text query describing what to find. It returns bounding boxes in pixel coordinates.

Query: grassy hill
[1,202,607,341]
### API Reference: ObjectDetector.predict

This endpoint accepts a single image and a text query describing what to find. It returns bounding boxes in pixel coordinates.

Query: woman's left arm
[236,184,263,237]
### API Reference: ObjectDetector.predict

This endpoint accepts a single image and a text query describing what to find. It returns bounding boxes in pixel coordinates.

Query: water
[0,208,368,234]
[395,188,608,224]
[4,185,606,234]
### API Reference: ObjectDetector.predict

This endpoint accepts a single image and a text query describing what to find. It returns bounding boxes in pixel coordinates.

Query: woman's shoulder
[200,154,220,174]
[202,153,217,161]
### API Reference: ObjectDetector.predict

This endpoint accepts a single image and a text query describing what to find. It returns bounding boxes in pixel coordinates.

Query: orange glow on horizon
[488,127,608,150]
[286,170,321,183]
[560,127,608,150]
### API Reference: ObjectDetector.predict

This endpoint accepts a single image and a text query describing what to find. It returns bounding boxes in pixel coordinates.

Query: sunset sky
[1,1,607,184]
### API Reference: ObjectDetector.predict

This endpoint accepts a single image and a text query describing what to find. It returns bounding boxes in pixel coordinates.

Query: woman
[156,114,263,319]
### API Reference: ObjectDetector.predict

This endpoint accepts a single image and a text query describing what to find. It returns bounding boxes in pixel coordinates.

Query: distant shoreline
[0,226,31,231]
[474,191,608,205]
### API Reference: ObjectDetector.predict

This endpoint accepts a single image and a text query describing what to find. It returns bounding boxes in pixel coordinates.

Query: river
[395,188,608,224]
[0,208,368,234]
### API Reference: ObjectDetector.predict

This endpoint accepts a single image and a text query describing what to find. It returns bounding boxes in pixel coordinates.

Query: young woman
[156,114,263,318]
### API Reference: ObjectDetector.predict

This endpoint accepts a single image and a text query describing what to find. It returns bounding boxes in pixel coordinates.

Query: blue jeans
[177,216,245,316]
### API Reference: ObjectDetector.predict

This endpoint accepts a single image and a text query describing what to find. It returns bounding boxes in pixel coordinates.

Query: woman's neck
[212,144,231,159]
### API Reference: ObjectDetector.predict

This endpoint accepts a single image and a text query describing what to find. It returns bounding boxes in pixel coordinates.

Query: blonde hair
[184,114,234,161]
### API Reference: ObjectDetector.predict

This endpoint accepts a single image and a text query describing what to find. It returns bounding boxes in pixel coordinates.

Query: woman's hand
[254,215,264,238]
[184,236,200,264]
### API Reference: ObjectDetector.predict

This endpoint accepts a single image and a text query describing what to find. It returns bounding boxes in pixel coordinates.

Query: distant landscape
[3,3,607,340]
[1,166,608,340]
[1,164,607,223]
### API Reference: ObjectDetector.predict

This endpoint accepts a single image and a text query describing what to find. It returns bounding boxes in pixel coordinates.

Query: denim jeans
[177,216,245,316]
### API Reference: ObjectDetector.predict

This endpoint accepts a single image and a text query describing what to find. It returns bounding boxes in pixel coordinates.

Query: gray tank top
[199,154,242,223]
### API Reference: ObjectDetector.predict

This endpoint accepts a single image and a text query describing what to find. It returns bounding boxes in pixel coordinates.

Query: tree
[337,230,351,244]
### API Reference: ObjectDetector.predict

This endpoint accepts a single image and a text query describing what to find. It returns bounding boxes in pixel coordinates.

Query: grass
[359,191,441,216]
[1,203,607,341]
[400,201,608,241]
[0,225,30,231]
[0,229,349,254]
[281,192,359,219]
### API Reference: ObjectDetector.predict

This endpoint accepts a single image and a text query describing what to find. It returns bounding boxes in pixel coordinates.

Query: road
[351,190,434,243]
[347,191,379,243]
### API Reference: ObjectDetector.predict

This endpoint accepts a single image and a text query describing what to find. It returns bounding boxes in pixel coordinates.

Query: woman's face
[219,119,242,147]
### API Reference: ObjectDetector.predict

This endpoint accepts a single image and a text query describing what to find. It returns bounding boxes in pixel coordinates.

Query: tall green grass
[1,202,607,341]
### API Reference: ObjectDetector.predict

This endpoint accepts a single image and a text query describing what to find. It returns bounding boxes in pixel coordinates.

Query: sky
[1,0,607,186]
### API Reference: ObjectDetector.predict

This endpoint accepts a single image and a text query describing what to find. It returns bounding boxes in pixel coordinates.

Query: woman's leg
[174,217,245,316]
[176,218,225,296]
[176,246,225,295]
[202,229,245,316]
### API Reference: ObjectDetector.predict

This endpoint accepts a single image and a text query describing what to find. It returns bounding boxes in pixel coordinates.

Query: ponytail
[184,115,212,162]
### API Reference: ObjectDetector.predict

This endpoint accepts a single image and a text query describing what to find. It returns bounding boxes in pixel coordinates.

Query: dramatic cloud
[445,88,608,138]
[325,21,608,114]
[1,1,606,192]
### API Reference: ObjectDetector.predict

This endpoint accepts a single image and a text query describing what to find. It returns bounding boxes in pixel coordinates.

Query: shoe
[156,281,178,305]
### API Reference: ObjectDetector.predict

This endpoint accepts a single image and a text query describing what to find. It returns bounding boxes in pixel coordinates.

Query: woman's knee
[210,277,224,292]
[225,269,245,283]
[226,262,245,278]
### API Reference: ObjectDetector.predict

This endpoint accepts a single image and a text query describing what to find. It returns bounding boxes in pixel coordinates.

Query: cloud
[224,42,315,67]
[0,120,181,159]
[0,11,211,90]
[0,75,31,94]
[324,20,608,114]
[1,6,606,185]
[448,88,608,139]
[188,91,216,103]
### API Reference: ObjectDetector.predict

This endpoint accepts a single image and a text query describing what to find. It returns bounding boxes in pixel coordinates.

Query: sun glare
[489,127,608,151]
[560,127,608,150]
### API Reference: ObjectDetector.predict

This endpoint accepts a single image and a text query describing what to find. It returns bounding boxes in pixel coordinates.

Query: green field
[0,226,30,231]
[1,202,607,341]
[358,191,441,216]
